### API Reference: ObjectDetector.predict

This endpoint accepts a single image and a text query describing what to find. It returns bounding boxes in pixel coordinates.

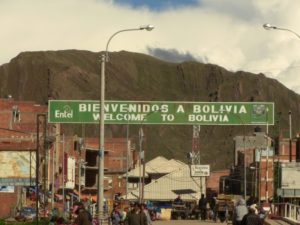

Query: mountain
[0,50,299,170]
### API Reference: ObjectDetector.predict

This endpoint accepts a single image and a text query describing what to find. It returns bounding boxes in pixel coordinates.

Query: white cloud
[1,0,300,93]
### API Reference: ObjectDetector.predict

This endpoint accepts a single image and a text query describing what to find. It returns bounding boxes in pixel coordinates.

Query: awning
[172,189,197,195]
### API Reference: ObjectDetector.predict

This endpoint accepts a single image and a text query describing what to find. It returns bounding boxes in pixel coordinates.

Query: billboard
[48,100,274,125]
[281,163,300,189]
[0,151,36,186]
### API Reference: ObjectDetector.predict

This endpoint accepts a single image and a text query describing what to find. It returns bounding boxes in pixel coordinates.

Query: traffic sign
[191,165,210,177]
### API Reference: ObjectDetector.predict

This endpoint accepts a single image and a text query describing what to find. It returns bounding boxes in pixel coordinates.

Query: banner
[0,151,36,186]
[48,100,274,125]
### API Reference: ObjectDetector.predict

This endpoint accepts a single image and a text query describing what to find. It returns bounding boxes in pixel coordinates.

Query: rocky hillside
[1,50,300,170]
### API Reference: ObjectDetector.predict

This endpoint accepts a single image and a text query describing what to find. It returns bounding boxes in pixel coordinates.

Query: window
[12,106,21,122]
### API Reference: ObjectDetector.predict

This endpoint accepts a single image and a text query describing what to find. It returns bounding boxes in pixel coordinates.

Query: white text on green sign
[48,100,274,125]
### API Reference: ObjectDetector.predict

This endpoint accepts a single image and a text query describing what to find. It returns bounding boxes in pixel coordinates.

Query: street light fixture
[263,23,300,39]
[98,25,154,222]
[263,22,297,172]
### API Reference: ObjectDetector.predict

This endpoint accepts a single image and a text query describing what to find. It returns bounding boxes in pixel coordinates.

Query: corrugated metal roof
[126,156,185,178]
[126,164,205,201]
[146,158,185,174]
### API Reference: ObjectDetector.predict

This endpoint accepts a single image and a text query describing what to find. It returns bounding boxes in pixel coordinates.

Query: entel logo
[55,105,73,119]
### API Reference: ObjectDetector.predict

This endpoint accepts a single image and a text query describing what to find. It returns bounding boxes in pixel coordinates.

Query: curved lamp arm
[105,25,154,61]
[263,23,300,39]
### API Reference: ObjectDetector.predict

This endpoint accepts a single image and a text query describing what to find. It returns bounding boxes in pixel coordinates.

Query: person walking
[241,205,262,225]
[127,203,147,225]
[198,194,208,220]
[140,204,152,225]
[210,195,218,222]
[233,198,248,225]
[111,205,123,225]
[73,202,93,225]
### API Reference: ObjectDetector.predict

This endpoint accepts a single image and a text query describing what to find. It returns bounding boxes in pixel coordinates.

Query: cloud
[147,47,201,63]
[111,0,199,11]
[1,0,300,93]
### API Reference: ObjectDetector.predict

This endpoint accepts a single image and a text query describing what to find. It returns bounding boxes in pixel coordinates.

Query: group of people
[111,202,152,225]
[49,202,93,225]
[197,194,267,225]
[233,198,268,225]
[48,199,158,225]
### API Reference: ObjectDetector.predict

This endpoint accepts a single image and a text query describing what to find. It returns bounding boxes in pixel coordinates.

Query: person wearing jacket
[233,198,248,225]
[198,194,208,220]
[127,203,147,225]
[73,202,92,225]
[241,206,262,225]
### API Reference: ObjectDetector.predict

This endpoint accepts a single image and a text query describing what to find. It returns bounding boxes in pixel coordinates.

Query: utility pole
[142,127,147,203]
[126,123,130,200]
[138,127,144,203]
[289,111,292,162]
[191,125,202,194]
[78,159,81,201]
[265,108,269,202]
[36,114,47,225]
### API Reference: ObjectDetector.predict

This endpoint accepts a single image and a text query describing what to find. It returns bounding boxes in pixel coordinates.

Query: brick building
[0,97,47,218]
[0,97,136,218]
[80,137,135,201]
[231,129,298,202]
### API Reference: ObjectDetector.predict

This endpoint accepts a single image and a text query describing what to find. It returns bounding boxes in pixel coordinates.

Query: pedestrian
[233,198,248,225]
[241,205,262,225]
[121,207,129,225]
[140,204,152,225]
[210,195,218,222]
[73,202,93,225]
[127,203,147,225]
[198,194,208,220]
[111,205,123,225]
[174,195,183,204]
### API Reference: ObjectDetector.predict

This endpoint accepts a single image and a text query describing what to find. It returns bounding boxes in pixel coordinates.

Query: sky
[1,0,300,93]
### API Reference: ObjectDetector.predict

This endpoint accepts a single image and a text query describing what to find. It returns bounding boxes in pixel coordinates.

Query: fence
[273,203,300,224]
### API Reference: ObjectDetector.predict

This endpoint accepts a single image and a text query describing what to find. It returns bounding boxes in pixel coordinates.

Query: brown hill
[0,50,299,170]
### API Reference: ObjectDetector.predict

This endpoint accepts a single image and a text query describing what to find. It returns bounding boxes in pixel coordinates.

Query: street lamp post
[98,25,154,222]
[263,23,298,164]
[263,23,300,39]
[265,108,269,202]
[139,127,144,204]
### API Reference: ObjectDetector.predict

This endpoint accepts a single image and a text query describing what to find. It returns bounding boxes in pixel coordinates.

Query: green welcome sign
[48,100,274,125]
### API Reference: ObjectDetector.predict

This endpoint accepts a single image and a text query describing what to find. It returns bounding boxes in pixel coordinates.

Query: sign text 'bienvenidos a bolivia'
[48,100,274,125]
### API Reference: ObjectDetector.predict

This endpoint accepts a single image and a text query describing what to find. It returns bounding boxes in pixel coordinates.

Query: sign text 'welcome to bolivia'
[48,100,274,125]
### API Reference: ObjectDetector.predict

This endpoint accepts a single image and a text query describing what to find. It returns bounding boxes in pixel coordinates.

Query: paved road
[152,220,222,225]
[152,219,280,225]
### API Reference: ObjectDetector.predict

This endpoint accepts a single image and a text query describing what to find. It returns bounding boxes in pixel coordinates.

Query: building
[0,97,137,218]
[126,156,206,202]
[81,137,135,201]
[277,162,300,200]
[230,127,299,202]
[207,170,230,195]
[0,97,47,218]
